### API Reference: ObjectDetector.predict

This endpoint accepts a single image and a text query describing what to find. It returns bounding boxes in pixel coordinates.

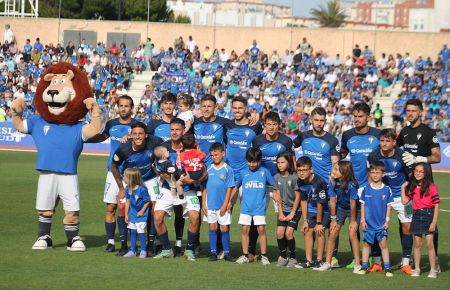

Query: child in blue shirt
[202,143,235,262]
[236,148,274,266]
[124,168,151,258]
[358,162,394,276]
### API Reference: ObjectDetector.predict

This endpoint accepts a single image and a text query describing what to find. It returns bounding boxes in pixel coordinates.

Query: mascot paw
[83,98,98,111]
[11,97,26,115]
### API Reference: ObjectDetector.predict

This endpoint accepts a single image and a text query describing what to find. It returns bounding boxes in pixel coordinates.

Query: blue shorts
[307,212,330,229]
[363,229,388,245]
[336,208,361,226]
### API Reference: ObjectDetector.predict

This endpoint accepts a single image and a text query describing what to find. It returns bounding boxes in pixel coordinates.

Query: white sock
[176,240,182,247]
[108,239,115,245]
[402,258,410,266]
[373,256,382,264]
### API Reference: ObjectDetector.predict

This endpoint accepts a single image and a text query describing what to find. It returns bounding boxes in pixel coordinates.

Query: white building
[409,0,450,32]
[167,0,292,27]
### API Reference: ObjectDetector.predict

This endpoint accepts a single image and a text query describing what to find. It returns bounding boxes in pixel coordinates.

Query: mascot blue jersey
[104,118,137,171]
[341,127,380,187]
[25,115,84,174]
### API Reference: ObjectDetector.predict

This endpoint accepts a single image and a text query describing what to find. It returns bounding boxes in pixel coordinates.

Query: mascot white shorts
[36,171,80,211]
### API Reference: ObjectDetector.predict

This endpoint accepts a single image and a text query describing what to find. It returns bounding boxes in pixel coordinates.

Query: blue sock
[209,230,217,254]
[138,233,146,252]
[117,216,127,243]
[159,231,171,250]
[362,262,369,270]
[187,231,198,251]
[130,229,137,253]
[221,230,230,255]
[384,262,391,270]
[105,222,116,241]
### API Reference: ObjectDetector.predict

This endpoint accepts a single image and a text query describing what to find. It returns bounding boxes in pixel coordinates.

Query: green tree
[38,0,83,19]
[310,0,347,28]
[80,0,118,20]
[173,15,191,24]
[124,0,173,22]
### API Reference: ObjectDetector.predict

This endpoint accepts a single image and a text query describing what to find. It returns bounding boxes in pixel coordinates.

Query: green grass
[0,151,449,289]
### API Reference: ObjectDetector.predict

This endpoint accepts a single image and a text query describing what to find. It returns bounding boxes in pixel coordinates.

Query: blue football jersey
[113,136,163,181]
[252,133,294,176]
[293,130,339,181]
[328,180,359,211]
[104,118,137,171]
[26,115,84,174]
[193,116,231,167]
[239,166,274,216]
[125,185,150,223]
[341,127,380,187]
[206,163,235,210]
[298,175,329,214]
[360,184,393,231]
[147,119,171,142]
[368,147,407,198]
[226,122,263,180]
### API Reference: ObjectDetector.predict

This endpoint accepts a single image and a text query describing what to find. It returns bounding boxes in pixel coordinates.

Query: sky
[264,0,329,17]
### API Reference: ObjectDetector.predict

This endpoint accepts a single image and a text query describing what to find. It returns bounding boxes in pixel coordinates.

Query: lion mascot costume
[11,62,103,251]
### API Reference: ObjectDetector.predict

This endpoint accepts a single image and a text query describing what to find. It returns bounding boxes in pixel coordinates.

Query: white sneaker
[261,256,270,266]
[411,268,421,277]
[217,251,224,260]
[67,236,86,252]
[236,255,249,264]
[435,257,441,274]
[32,235,53,250]
[428,271,437,279]
[313,262,331,271]
[286,258,298,268]
[277,256,289,267]
[353,265,363,274]
[331,257,340,268]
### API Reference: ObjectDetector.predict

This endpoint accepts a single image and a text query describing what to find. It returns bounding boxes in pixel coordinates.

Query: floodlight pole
[57,0,62,44]
[290,0,294,51]
[146,0,150,38]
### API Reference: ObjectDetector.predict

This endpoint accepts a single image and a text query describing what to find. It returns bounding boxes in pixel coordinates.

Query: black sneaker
[174,246,183,257]
[105,243,115,253]
[209,253,218,261]
[155,244,163,255]
[223,255,233,262]
[146,244,155,257]
[295,260,313,269]
[313,260,324,268]
[116,247,128,256]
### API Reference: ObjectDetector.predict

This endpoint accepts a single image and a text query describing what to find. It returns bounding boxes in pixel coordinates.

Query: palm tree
[310,0,347,28]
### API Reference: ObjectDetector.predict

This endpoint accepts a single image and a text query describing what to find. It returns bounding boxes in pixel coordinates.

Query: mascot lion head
[35,62,92,124]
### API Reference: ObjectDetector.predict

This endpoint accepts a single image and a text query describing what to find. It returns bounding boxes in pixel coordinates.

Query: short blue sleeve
[328,180,336,198]
[225,167,235,188]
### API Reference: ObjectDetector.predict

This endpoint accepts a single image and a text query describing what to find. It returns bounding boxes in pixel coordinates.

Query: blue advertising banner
[0,121,110,155]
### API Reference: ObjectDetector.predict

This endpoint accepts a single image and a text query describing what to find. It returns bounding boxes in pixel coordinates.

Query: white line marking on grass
[440,197,450,200]
[440,209,450,213]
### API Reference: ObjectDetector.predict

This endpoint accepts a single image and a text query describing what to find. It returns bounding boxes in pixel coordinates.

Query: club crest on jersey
[260,171,265,177]
[277,144,282,151]
[321,142,326,149]
[393,160,398,168]
[219,174,226,180]
[368,136,374,144]
[245,130,250,137]
[43,125,50,135]
[288,180,291,186]
[213,124,218,131]
[382,194,386,200]
[417,133,422,140]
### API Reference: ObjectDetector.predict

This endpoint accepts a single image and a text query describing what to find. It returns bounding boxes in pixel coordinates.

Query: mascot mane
[35,62,92,124]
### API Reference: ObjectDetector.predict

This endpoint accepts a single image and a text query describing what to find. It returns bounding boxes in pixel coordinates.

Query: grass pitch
[0,151,448,289]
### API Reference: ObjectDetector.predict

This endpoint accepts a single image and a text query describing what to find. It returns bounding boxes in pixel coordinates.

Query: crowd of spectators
[0,25,448,141]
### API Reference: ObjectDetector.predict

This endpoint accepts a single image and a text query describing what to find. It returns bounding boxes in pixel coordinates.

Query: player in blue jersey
[147,92,177,142]
[227,96,263,189]
[193,94,232,167]
[293,107,340,181]
[358,162,394,277]
[123,168,151,258]
[202,143,235,262]
[111,122,163,255]
[368,128,413,274]
[295,157,330,269]
[236,148,274,266]
[340,102,381,269]
[87,95,137,253]
[314,161,362,273]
